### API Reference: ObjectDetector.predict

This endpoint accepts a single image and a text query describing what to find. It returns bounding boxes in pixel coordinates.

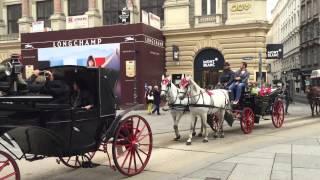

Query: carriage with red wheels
[220,87,285,134]
[0,58,153,179]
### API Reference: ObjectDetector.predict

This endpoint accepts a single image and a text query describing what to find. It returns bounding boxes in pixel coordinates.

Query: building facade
[163,0,270,88]
[0,0,165,61]
[268,0,301,100]
[300,0,320,93]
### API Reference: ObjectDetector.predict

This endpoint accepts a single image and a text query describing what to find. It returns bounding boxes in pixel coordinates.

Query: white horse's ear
[168,75,172,81]
[182,74,185,79]
[162,75,165,80]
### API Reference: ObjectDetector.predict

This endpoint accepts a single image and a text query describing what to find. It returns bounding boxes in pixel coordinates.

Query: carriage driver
[218,62,235,89]
[228,62,250,104]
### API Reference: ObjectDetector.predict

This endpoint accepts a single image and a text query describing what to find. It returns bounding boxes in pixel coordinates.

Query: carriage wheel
[272,100,285,128]
[241,107,254,134]
[112,115,153,176]
[0,151,20,180]
[58,152,96,168]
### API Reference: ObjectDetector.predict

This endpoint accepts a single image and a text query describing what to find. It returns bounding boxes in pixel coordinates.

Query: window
[7,4,21,34]
[37,0,53,27]
[313,0,318,16]
[202,0,207,15]
[68,0,88,16]
[103,0,126,25]
[202,0,216,15]
[307,1,311,19]
[210,0,216,15]
[140,0,164,21]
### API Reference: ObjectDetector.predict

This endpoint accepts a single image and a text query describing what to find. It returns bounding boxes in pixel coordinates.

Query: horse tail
[223,90,231,110]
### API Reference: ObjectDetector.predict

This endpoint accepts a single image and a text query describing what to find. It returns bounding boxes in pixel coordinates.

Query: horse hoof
[220,134,225,138]
[213,134,218,138]
[186,141,192,145]
[174,135,181,141]
[198,133,203,137]
[192,132,196,137]
[202,139,208,143]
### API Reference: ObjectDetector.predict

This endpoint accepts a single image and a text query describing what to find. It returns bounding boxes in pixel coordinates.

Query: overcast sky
[267,0,279,20]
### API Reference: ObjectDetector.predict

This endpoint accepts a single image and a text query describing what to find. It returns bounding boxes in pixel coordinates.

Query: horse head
[178,75,192,100]
[160,75,172,98]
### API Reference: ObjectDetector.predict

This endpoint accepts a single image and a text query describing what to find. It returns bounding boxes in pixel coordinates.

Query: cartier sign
[231,3,252,12]
[53,38,102,47]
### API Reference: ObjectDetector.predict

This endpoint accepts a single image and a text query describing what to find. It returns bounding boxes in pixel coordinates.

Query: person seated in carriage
[70,80,94,110]
[217,62,235,89]
[229,62,250,104]
[27,69,70,104]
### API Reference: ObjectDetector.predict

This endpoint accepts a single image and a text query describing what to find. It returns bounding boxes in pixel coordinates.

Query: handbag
[147,95,154,101]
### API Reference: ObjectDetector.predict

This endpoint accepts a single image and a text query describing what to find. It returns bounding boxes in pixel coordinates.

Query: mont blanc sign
[266,44,283,59]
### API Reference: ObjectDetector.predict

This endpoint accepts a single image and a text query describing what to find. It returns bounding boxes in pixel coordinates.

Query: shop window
[7,4,21,34]
[103,0,126,25]
[68,0,88,16]
[37,0,53,28]
[140,0,164,22]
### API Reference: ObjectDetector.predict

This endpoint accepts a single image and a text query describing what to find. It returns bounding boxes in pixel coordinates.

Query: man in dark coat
[28,70,70,104]
[218,62,235,89]
[152,85,161,115]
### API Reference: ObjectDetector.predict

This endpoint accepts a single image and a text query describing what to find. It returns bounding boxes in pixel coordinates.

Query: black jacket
[219,70,235,87]
[153,90,161,105]
[71,90,94,108]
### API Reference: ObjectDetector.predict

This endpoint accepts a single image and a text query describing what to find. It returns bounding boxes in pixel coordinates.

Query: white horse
[178,75,231,145]
[160,75,204,141]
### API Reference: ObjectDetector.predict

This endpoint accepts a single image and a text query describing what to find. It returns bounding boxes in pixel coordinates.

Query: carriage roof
[311,70,320,79]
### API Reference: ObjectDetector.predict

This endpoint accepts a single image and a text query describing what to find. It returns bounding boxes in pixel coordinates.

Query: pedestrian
[152,85,161,115]
[145,86,154,114]
[284,81,292,115]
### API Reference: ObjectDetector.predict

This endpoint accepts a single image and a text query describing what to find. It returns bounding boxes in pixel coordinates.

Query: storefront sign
[266,44,283,59]
[119,7,130,23]
[145,36,164,47]
[203,58,219,68]
[231,3,252,12]
[52,38,102,47]
[32,21,44,32]
[149,12,161,30]
[66,15,88,29]
[126,60,136,77]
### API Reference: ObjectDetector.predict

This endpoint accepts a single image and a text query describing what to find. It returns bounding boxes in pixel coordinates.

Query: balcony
[0,34,19,42]
[194,14,223,28]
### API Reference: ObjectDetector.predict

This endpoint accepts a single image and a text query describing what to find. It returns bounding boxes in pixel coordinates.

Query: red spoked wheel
[58,152,96,168]
[272,100,285,128]
[241,107,255,134]
[0,151,20,180]
[112,115,153,176]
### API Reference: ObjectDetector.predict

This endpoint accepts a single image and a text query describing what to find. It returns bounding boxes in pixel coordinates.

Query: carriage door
[194,48,225,88]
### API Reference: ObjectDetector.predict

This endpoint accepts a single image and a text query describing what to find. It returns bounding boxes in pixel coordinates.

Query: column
[18,0,33,33]
[85,0,102,27]
[0,1,5,35]
[50,0,66,31]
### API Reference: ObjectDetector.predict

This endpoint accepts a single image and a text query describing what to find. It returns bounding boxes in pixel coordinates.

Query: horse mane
[189,78,205,92]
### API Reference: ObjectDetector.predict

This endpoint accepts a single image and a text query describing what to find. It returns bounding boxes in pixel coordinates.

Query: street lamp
[125,36,137,104]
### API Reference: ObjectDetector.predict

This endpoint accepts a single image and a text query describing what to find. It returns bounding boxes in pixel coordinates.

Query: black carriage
[229,88,285,134]
[0,58,152,179]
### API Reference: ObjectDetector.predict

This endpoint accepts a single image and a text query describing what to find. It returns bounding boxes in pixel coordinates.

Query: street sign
[266,44,283,59]
[119,7,130,24]
[242,56,254,60]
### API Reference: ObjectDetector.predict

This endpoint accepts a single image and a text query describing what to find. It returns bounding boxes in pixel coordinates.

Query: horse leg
[192,117,197,137]
[212,113,218,139]
[198,115,204,137]
[219,109,225,138]
[202,113,209,143]
[186,115,196,145]
[173,113,181,141]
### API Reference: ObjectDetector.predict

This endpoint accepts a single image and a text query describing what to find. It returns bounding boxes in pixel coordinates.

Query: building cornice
[163,22,271,36]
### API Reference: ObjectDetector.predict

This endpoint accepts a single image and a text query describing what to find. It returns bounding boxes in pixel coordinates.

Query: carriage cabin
[310,70,320,87]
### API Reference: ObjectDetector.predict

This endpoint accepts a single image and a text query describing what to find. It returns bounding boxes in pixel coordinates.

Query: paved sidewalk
[183,135,320,180]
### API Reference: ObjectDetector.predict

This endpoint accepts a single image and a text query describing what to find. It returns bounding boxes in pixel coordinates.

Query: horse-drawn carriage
[0,58,153,179]
[161,75,285,145]
[307,69,320,116]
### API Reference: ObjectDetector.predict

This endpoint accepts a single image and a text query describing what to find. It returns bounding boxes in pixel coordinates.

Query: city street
[4,103,320,180]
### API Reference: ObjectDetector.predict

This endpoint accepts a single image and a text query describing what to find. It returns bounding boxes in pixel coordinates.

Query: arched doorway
[194,48,225,88]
